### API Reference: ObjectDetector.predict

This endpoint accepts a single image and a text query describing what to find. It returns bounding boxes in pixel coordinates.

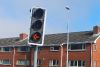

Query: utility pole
[65,7,70,67]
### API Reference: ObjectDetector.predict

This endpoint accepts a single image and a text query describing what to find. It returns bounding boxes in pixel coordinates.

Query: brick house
[0,26,99,67]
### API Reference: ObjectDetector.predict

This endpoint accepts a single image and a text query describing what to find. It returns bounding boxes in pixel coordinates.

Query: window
[49,60,59,67]
[78,60,82,66]
[0,59,11,65]
[17,46,29,52]
[50,46,59,51]
[93,44,96,51]
[68,44,86,51]
[37,59,41,67]
[70,60,77,66]
[0,47,12,52]
[16,59,29,65]
[93,61,96,67]
[3,47,11,51]
[69,60,86,67]
[38,47,42,51]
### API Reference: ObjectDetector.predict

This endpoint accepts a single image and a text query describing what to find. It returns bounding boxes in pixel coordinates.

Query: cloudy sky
[0,0,100,38]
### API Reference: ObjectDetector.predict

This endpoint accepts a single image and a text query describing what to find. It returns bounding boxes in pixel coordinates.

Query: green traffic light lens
[32,8,44,19]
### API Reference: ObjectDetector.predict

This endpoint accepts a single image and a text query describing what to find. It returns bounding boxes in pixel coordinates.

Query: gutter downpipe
[91,42,94,67]
[60,44,63,67]
[13,47,15,67]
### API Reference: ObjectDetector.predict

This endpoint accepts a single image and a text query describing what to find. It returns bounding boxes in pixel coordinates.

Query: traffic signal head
[29,7,46,46]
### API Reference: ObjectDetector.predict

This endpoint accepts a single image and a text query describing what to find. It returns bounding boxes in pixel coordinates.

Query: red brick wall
[93,26,100,34]
[0,43,92,67]
[62,44,91,67]
[0,47,31,67]
[37,44,91,67]
[38,46,62,67]
[15,47,31,67]
[19,33,28,40]
[92,37,100,67]
[0,52,13,67]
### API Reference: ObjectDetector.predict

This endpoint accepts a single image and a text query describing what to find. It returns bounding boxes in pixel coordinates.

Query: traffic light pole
[33,45,38,67]
[29,7,46,67]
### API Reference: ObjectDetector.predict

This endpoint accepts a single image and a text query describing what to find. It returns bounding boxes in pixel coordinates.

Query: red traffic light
[31,32,41,42]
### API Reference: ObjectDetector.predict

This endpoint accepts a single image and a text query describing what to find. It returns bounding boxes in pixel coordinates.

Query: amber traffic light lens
[32,8,44,19]
[31,20,42,31]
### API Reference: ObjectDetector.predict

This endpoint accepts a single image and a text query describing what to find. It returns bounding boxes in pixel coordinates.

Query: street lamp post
[65,7,70,67]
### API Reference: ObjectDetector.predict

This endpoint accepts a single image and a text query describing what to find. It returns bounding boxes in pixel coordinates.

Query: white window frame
[0,59,11,65]
[93,44,96,51]
[16,59,29,65]
[0,47,12,52]
[50,46,59,51]
[17,46,30,52]
[49,60,59,67]
[68,60,86,67]
[68,44,86,51]
[93,61,96,67]
[37,59,41,66]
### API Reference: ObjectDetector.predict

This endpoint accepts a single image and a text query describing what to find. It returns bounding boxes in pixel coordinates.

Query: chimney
[19,33,28,40]
[93,26,100,34]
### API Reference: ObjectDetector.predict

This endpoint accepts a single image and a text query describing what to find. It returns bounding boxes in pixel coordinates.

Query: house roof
[0,31,99,47]
[44,31,99,46]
